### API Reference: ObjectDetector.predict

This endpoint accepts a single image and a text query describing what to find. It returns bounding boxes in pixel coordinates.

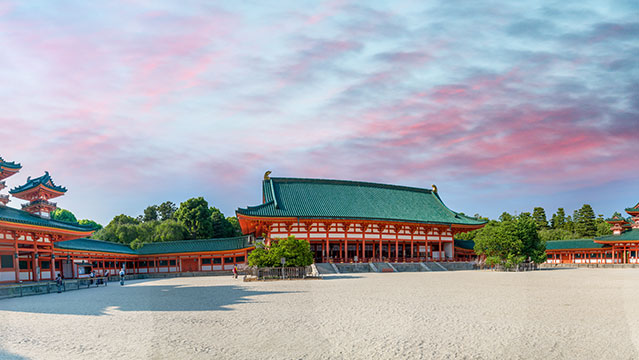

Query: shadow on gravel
[320,275,363,280]
[0,347,26,359]
[0,283,298,316]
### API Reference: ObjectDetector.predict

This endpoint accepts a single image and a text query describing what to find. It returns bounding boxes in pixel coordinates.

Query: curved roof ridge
[268,177,435,194]
[9,171,67,194]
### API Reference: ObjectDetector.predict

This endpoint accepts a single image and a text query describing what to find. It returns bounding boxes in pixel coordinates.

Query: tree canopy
[248,236,314,268]
[92,197,242,249]
[474,215,546,269]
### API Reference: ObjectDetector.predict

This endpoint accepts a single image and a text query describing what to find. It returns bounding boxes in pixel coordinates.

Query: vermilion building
[236,175,487,263]
[0,157,253,284]
[546,203,639,264]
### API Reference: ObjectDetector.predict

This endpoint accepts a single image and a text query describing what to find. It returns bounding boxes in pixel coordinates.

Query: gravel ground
[0,268,638,360]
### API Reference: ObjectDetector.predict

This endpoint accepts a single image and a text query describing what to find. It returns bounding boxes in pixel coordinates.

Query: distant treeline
[458,204,614,242]
[51,197,241,249]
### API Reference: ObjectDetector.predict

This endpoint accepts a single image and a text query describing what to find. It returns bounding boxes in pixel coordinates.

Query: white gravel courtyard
[1,269,638,359]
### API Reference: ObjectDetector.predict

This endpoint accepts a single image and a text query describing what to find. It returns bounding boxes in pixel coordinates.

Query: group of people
[54,268,127,293]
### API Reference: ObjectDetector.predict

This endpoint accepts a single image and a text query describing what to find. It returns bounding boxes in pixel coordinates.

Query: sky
[0,0,637,226]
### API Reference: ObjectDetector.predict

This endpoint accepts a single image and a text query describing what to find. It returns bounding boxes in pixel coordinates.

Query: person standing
[232,264,238,279]
[119,268,125,286]
[55,273,63,293]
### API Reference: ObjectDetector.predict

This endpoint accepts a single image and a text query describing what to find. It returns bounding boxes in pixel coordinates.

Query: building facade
[236,175,486,263]
[0,157,254,284]
[546,203,639,264]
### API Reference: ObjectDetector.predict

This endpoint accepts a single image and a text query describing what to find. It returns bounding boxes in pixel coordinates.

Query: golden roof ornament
[431,184,438,193]
[264,171,272,180]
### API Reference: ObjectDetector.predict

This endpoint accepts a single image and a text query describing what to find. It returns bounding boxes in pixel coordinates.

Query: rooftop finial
[431,184,438,193]
[264,170,272,180]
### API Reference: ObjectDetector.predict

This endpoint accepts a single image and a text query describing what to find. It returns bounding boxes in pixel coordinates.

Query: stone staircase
[439,262,475,271]
[391,263,429,272]
[334,263,374,273]
[424,262,448,271]
[314,261,475,274]
[373,262,395,272]
[314,263,337,274]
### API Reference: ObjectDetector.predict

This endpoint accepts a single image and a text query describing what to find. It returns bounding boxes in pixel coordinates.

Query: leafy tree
[153,220,188,242]
[110,214,140,226]
[517,215,546,263]
[175,197,214,239]
[575,204,596,238]
[532,207,548,229]
[142,205,159,222]
[499,212,513,222]
[474,215,545,269]
[227,217,242,236]
[210,207,231,238]
[78,219,103,230]
[596,220,612,236]
[158,201,177,221]
[50,208,78,223]
[248,236,314,267]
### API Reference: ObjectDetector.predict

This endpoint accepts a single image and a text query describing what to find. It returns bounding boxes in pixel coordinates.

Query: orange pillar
[378,238,382,260]
[345,238,348,262]
[362,239,365,262]
[395,238,398,263]
[13,237,19,283]
[411,238,414,261]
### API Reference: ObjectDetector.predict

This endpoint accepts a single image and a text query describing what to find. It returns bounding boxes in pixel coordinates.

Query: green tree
[248,236,314,267]
[50,208,78,223]
[210,207,231,238]
[551,208,566,229]
[110,214,140,226]
[517,215,546,263]
[78,219,103,230]
[575,204,596,238]
[227,217,242,236]
[474,215,545,269]
[158,201,177,221]
[153,220,188,242]
[142,205,158,222]
[532,207,548,229]
[499,212,513,222]
[596,220,612,237]
[175,197,214,239]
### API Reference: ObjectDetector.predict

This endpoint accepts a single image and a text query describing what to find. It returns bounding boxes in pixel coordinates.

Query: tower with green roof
[0,156,21,206]
[9,171,67,218]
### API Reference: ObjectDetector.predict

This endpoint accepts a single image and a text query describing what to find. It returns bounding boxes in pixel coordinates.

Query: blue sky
[0,0,637,225]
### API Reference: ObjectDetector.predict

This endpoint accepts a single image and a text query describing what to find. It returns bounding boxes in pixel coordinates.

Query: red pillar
[345,239,349,262]
[13,237,19,282]
[395,238,398,263]
[378,238,382,260]
[362,239,365,262]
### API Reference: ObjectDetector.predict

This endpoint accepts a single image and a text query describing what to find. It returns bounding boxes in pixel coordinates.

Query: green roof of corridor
[545,239,606,250]
[54,235,254,255]
[237,178,486,226]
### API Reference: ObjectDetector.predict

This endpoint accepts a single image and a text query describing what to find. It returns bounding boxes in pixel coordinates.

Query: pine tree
[551,208,566,229]
[532,207,548,229]
[575,204,596,238]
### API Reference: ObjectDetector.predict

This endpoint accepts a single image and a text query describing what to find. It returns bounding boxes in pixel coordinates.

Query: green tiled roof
[237,178,486,226]
[54,236,253,255]
[0,157,21,169]
[9,171,67,194]
[0,205,95,233]
[136,236,252,255]
[55,238,137,254]
[454,239,475,250]
[606,215,628,222]
[595,229,639,242]
[545,239,607,250]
